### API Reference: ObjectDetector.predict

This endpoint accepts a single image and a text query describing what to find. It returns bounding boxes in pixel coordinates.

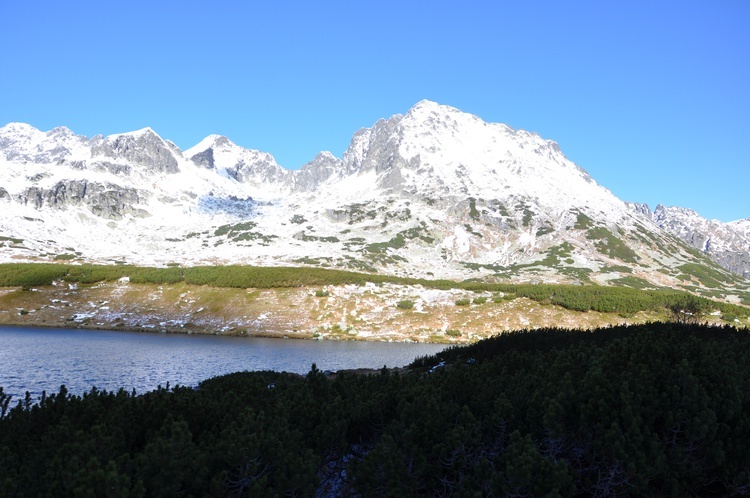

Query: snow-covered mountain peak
[45,126,75,138]
[654,204,700,221]
[106,126,161,141]
[649,204,750,277]
[91,127,181,175]
[0,123,45,150]
[181,134,289,194]
[0,122,43,138]
[2,103,748,289]
[293,151,345,191]
[352,101,613,217]
[183,134,235,159]
[302,150,341,168]
[0,123,92,164]
[315,150,338,160]
[403,100,511,134]
[410,98,442,109]
[406,99,461,118]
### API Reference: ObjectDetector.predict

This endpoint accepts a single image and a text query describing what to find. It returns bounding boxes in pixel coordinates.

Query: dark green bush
[3,324,750,496]
[396,299,414,310]
[0,263,69,287]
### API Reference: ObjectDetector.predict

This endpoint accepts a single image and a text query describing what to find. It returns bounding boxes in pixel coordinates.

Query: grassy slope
[1,263,748,341]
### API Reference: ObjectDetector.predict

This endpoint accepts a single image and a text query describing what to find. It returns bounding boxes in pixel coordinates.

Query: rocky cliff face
[16,180,147,220]
[625,202,750,278]
[292,152,344,191]
[90,129,181,175]
[184,135,290,189]
[648,205,750,278]
[1,102,748,300]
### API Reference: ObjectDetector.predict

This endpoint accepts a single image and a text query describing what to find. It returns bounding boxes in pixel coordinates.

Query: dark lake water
[0,326,447,399]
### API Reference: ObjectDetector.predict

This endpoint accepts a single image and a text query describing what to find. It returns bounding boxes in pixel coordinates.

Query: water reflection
[0,326,446,399]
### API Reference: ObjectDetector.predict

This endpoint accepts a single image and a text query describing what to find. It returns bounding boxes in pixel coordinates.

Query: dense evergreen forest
[2,322,750,496]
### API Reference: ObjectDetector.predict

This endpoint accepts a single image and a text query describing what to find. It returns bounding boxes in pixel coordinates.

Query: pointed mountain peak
[0,122,43,137]
[407,100,462,117]
[45,126,75,138]
[210,135,233,147]
[401,100,483,134]
[293,150,345,191]
[91,127,179,174]
[414,98,438,106]
[184,134,235,170]
[313,151,339,161]
[299,150,343,173]
[184,135,240,158]
[410,99,448,110]
[106,127,162,142]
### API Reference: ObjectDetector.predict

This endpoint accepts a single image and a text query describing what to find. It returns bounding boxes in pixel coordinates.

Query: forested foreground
[2,323,750,496]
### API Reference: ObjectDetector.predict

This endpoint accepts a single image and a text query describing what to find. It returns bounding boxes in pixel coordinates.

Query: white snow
[1,102,746,288]
[183,134,225,158]
[106,127,161,140]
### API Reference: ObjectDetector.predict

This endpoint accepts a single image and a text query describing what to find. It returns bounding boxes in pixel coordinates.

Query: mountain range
[1,101,748,302]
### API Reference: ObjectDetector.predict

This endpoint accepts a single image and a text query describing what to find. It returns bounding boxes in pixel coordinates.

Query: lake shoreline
[0,280,672,345]
[0,325,447,398]
[0,319,440,344]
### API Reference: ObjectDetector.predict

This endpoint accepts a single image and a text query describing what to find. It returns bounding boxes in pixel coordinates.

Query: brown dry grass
[0,281,740,343]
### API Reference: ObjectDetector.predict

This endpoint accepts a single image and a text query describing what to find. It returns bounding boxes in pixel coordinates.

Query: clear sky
[1,1,748,221]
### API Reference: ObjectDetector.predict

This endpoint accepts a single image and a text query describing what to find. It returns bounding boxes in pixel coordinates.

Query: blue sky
[1,1,748,221]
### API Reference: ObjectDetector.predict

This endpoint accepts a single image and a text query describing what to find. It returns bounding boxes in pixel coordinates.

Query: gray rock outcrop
[651,205,750,278]
[91,129,179,174]
[17,180,148,220]
[294,152,344,191]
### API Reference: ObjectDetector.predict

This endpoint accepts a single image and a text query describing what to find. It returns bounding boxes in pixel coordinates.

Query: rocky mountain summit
[629,204,750,279]
[1,101,748,302]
